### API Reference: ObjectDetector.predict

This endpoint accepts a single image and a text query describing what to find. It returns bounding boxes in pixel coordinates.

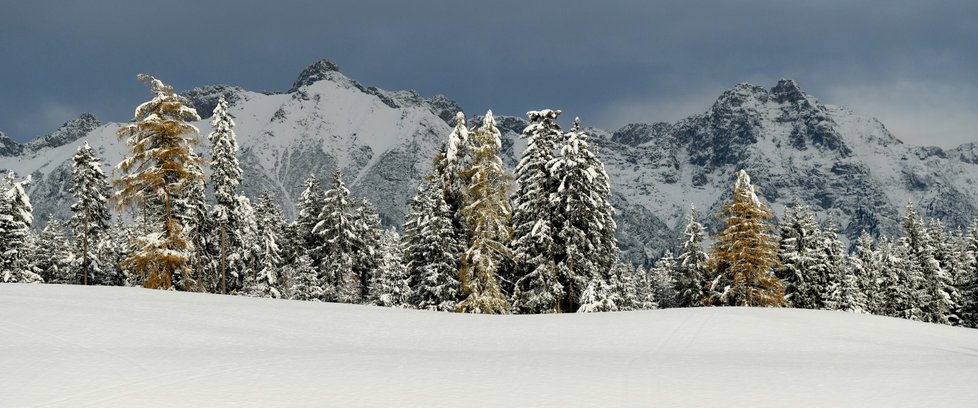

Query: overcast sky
[1,0,975,147]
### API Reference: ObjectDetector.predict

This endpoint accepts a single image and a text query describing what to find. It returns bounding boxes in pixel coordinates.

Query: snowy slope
[1,284,976,407]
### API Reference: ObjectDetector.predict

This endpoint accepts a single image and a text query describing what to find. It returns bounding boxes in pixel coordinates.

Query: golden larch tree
[113,74,203,290]
[706,170,785,307]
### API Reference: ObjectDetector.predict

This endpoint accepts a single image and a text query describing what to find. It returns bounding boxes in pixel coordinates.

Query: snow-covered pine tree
[776,201,825,309]
[551,117,618,312]
[112,74,202,290]
[352,199,383,299]
[457,110,512,314]
[442,112,472,230]
[649,251,678,308]
[510,109,562,312]
[877,236,922,320]
[404,175,464,311]
[958,220,978,328]
[1,173,41,283]
[286,254,323,302]
[176,156,207,292]
[314,171,360,302]
[370,229,412,308]
[244,191,284,298]
[296,173,325,255]
[706,170,785,307]
[32,217,74,284]
[578,275,617,313]
[69,142,111,286]
[850,231,882,314]
[928,219,963,325]
[674,204,709,307]
[822,218,867,312]
[634,264,658,310]
[610,261,638,311]
[901,203,954,324]
[208,96,243,294]
[97,221,134,286]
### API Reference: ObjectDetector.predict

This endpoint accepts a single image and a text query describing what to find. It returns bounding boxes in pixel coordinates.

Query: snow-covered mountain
[2,60,977,265]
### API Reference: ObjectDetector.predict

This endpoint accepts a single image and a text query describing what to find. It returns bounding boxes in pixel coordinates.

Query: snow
[2,284,976,407]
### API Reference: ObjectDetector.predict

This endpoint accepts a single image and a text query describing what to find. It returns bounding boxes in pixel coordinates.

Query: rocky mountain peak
[182,85,244,119]
[770,78,807,104]
[24,113,101,152]
[0,130,21,156]
[289,59,342,93]
[611,122,673,146]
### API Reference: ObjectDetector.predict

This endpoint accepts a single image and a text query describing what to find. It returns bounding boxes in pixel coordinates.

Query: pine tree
[370,230,412,308]
[850,231,882,314]
[98,221,135,286]
[286,254,323,302]
[901,203,954,324]
[69,142,112,286]
[823,218,867,312]
[295,173,325,255]
[551,117,618,312]
[207,96,243,294]
[352,199,383,299]
[1,173,41,283]
[674,205,709,307]
[610,261,638,311]
[244,191,284,298]
[33,217,74,284]
[706,170,784,307]
[112,74,202,290]
[510,109,563,312]
[776,202,825,309]
[958,220,978,327]
[649,251,678,308]
[634,264,658,310]
[457,111,512,314]
[578,275,617,313]
[404,175,464,311]
[177,156,208,292]
[314,171,360,302]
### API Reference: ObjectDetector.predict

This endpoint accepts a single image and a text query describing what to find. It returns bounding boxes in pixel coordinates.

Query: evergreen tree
[245,191,284,298]
[112,74,202,290]
[370,230,412,308]
[208,97,243,294]
[352,199,383,299]
[510,109,563,312]
[578,275,617,313]
[551,117,618,312]
[295,173,325,255]
[958,220,978,327]
[649,251,678,308]
[177,156,208,292]
[901,203,955,324]
[314,171,359,302]
[610,261,638,311]
[404,175,464,311]
[823,218,866,312]
[1,173,41,283]
[674,205,709,307]
[706,170,784,307]
[850,231,882,314]
[457,111,512,314]
[877,237,922,319]
[33,217,74,284]
[286,254,323,301]
[69,142,112,285]
[776,201,825,309]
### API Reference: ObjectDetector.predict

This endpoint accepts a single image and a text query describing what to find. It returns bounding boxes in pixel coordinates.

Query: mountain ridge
[3,60,977,265]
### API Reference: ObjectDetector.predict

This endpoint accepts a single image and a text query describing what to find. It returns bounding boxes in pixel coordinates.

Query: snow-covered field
[2,284,976,407]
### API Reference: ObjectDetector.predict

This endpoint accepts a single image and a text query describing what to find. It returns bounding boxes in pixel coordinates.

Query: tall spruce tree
[207,96,243,294]
[675,205,709,307]
[901,203,954,324]
[113,74,202,290]
[958,220,978,327]
[850,231,882,314]
[707,170,784,307]
[822,218,866,312]
[457,111,512,314]
[510,109,563,312]
[352,199,383,299]
[314,171,359,302]
[650,251,678,308]
[69,142,111,285]
[1,173,41,283]
[404,175,464,311]
[776,202,825,309]
[370,229,412,308]
[551,117,618,312]
[32,217,74,284]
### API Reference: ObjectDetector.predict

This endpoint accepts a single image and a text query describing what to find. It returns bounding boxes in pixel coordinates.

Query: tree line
[1,75,976,327]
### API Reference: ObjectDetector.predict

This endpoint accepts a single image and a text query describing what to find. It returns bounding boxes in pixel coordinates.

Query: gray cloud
[1,0,975,148]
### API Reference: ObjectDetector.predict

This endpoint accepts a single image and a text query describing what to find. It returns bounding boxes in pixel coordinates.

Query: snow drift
[1,284,976,407]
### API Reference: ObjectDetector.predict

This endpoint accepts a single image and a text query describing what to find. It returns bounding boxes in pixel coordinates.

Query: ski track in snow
[2,284,977,407]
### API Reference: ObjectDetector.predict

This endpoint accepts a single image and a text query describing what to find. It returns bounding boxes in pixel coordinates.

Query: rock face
[2,64,977,266]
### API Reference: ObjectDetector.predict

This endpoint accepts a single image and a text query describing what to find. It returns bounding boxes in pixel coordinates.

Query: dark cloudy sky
[2,0,975,147]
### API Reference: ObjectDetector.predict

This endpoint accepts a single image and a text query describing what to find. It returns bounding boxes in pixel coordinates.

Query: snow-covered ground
[2,284,976,407]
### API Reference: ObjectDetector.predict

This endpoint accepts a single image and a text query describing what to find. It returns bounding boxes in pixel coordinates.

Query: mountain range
[2,59,976,265]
